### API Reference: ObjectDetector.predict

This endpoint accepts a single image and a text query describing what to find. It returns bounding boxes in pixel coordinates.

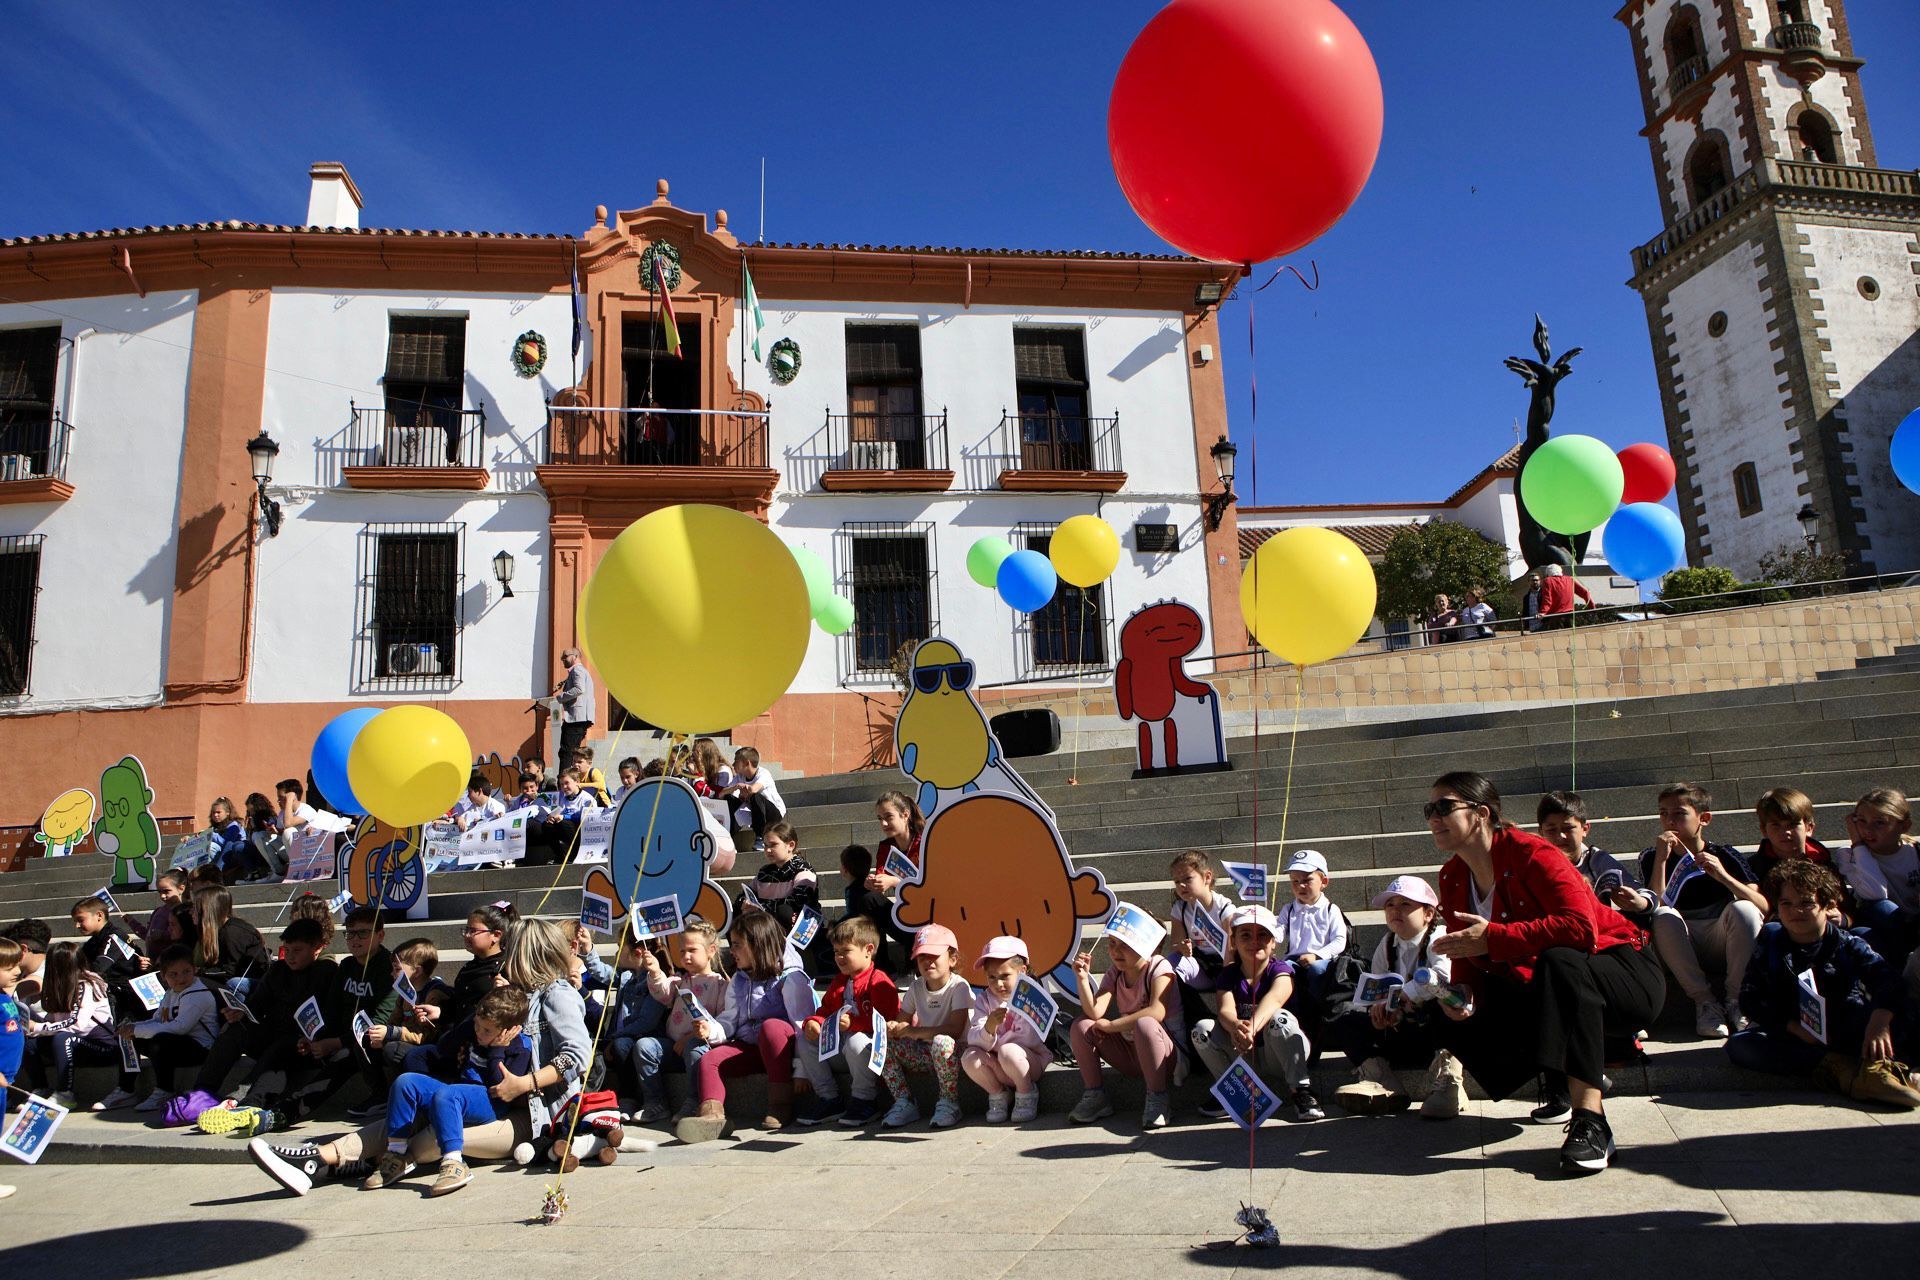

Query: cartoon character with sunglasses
[894,637,1049,820]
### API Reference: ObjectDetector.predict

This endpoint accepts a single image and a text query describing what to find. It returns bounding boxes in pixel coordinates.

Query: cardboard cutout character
[895,637,1050,820]
[35,789,96,859]
[340,815,429,918]
[582,776,730,935]
[95,757,160,886]
[1115,601,1229,777]
[472,752,526,800]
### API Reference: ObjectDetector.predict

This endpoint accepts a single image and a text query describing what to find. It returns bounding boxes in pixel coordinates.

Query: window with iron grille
[384,315,467,440]
[0,534,44,697]
[1013,328,1092,470]
[1017,524,1109,671]
[845,325,924,466]
[837,522,937,674]
[0,327,60,476]
[355,523,463,689]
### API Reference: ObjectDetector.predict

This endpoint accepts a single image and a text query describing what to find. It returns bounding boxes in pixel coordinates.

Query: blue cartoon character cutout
[895,637,1049,820]
[583,776,731,934]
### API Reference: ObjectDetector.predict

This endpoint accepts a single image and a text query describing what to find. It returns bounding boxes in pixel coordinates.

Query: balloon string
[1246,280,1263,898]
[1271,668,1305,903]
[1251,260,1320,294]
[1569,604,1579,791]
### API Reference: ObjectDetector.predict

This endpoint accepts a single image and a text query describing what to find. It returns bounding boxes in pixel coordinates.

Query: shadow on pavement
[0,1221,308,1275]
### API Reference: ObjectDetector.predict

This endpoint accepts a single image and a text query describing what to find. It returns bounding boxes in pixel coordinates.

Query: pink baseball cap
[976,935,1029,965]
[913,924,959,959]
[1371,875,1439,909]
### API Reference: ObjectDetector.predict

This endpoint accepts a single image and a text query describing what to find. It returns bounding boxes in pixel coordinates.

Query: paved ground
[3,1092,1917,1277]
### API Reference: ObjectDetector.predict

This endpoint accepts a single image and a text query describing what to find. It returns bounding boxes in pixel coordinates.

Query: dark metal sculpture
[1504,316,1586,570]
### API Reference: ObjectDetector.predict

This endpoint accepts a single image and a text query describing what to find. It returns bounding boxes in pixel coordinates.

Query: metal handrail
[544,404,770,468]
[0,414,72,482]
[347,404,486,469]
[824,410,949,471]
[999,410,1123,473]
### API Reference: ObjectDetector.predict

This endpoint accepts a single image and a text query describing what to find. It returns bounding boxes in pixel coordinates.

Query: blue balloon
[1603,502,1687,583]
[311,708,382,815]
[1891,406,1920,496]
[996,548,1058,613]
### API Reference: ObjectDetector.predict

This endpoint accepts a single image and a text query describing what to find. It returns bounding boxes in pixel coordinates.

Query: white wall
[0,290,197,711]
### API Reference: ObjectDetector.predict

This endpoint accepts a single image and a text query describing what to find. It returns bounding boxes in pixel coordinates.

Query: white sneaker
[1010,1092,1040,1123]
[1141,1091,1171,1129]
[93,1087,138,1112]
[1723,1001,1747,1034]
[985,1092,1012,1124]
[136,1090,173,1113]
[1694,1000,1730,1039]
[882,1096,921,1128]
[1420,1050,1468,1120]
[930,1099,963,1129]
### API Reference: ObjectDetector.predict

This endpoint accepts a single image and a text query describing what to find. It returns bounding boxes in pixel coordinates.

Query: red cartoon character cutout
[1114,601,1229,778]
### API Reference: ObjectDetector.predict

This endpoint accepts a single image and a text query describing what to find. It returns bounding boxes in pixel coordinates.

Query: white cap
[1224,903,1280,939]
[1370,875,1439,909]
[1284,849,1328,876]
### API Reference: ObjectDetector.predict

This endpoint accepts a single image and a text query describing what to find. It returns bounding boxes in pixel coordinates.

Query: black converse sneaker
[1529,1076,1572,1125]
[248,1137,329,1196]
[1559,1110,1615,1174]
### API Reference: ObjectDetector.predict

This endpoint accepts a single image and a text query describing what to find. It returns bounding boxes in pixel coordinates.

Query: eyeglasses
[1422,799,1479,820]
[913,661,975,694]
[462,926,498,937]
[344,928,376,939]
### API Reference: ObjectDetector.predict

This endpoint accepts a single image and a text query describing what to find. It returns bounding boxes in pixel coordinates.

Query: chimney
[305,162,364,229]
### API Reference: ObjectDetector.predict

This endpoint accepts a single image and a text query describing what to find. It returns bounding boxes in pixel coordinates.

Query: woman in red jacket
[1425,771,1662,1174]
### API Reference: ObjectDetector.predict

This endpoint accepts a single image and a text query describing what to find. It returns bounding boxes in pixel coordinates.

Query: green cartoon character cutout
[95,756,160,887]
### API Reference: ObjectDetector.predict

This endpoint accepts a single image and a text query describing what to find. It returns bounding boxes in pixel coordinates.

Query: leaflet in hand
[1007,974,1059,1038]
[869,1007,889,1076]
[678,988,714,1030]
[216,985,257,1023]
[1593,868,1625,898]
[326,889,354,918]
[1209,1056,1283,1133]
[787,905,821,952]
[882,847,918,884]
[93,887,120,915]
[1352,972,1405,1008]
[294,995,326,1042]
[739,880,761,909]
[1103,902,1168,958]
[128,970,167,1011]
[630,894,685,942]
[1661,853,1702,907]
[1188,901,1229,957]
[392,971,418,1008]
[579,889,613,936]
[0,1093,68,1165]
[818,1003,842,1058]
[352,1009,375,1053]
[118,1031,141,1074]
[106,933,137,963]
[1221,861,1268,903]
[1796,967,1827,1045]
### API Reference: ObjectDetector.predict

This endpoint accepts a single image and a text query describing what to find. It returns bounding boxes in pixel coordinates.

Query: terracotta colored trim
[536,466,779,512]
[342,466,490,492]
[1180,311,1245,667]
[818,469,955,493]
[0,478,74,505]
[1239,501,1450,514]
[996,469,1126,494]
[1634,46,1865,141]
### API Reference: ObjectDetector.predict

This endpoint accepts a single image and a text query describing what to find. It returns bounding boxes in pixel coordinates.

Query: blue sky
[2,0,1914,505]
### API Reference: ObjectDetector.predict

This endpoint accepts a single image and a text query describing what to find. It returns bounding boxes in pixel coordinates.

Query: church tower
[1618,0,1920,577]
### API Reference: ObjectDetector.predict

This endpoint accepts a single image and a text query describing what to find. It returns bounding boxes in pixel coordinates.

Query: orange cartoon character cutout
[894,793,1113,990]
[340,815,429,919]
[471,752,526,800]
[1115,601,1229,778]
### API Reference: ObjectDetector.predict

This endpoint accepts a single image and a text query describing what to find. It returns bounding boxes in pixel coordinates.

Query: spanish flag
[652,253,682,358]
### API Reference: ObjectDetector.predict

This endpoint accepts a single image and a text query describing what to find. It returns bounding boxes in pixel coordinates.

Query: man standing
[1520,572,1545,632]
[556,647,596,762]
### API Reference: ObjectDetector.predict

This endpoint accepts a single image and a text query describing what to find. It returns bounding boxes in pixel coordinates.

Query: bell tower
[1618,0,1920,577]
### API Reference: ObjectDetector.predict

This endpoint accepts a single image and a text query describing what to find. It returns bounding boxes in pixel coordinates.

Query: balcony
[1666,53,1710,103]
[1633,158,1920,275]
[1769,21,1827,79]
[538,405,777,511]
[0,415,74,504]
[996,411,1125,493]
[341,405,489,490]
[819,411,953,492]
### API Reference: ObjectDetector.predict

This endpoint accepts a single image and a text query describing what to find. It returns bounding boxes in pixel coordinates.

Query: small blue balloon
[996,548,1058,613]
[1891,406,1920,497]
[1603,502,1687,583]
[311,707,382,815]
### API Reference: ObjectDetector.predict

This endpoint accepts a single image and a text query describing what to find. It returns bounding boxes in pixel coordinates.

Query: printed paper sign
[1007,974,1059,1039]
[128,971,167,1011]
[818,1004,842,1058]
[0,1094,68,1165]
[883,847,919,883]
[169,831,217,873]
[869,1007,889,1076]
[579,890,613,936]
[1103,902,1168,958]
[1352,972,1405,1008]
[678,988,714,1030]
[1661,853,1703,907]
[787,906,821,952]
[93,887,120,915]
[294,996,326,1042]
[1593,868,1625,898]
[630,894,685,942]
[284,826,337,882]
[739,881,761,909]
[326,889,354,918]
[392,971,418,1008]
[106,933,136,963]
[1209,1056,1283,1133]
[421,826,464,874]
[457,811,529,867]
[576,808,615,866]
[118,1031,141,1073]
[1796,968,1827,1045]
[217,985,257,1023]
[308,809,354,835]
[1222,861,1268,903]
[352,1009,375,1049]
[1189,902,1229,957]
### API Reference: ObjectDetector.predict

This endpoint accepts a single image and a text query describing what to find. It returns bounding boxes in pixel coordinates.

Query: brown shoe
[1852,1059,1920,1109]
[597,1126,624,1165]
[675,1099,729,1145]
[762,1082,794,1130]
[1813,1052,1860,1096]
[361,1151,414,1190]
[427,1156,471,1197]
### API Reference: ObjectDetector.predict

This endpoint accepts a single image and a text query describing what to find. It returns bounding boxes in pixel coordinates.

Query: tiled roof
[0,221,571,248]
[1442,442,1523,504]
[1239,522,1411,560]
[757,241,1205,263]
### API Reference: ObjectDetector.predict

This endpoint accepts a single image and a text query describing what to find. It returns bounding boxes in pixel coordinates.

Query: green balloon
[790,546,833,613]
[1519,434,1626,536]
[966,536,1015,589]
[815,593,856,636]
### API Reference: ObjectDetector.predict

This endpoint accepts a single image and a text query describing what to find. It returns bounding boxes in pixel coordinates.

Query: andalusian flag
[652,253,682,358]
[742,260,765,361]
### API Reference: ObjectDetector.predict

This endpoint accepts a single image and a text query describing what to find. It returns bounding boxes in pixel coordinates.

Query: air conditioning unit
[847,440,898,471]
[384,427,432,467]
[386,643,443,676]
[0,454,33,481]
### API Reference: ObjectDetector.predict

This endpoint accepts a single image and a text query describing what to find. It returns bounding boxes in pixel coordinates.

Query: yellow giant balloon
[346,706,473,828]
[1050,514,1121,588]
[581,504,810,734]
[1240,527,1378,666]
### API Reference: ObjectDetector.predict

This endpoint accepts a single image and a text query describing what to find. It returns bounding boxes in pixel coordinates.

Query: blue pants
[386,1073,502,1155]
[1852,901,1914,968]
[631,1034,709,1106]
[1725,1026,1831,1076]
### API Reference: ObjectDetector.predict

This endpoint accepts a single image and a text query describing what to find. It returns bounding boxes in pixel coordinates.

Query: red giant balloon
[1618,443,1677,505]
[1108,0,1384,264]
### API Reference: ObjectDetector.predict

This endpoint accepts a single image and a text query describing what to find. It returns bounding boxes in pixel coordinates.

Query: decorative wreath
[639,241,683,291]
[768,337,802,386]
[511,330,547,378]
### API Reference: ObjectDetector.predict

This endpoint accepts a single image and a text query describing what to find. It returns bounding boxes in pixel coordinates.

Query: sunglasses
[913,661,975,694]
[1422,799,1479,820]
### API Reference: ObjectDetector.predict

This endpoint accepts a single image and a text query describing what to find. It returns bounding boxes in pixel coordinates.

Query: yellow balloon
[1240,527,1378,666]
[346,705,473,828]
[581,504,810,734]
[1049,514,1121,588]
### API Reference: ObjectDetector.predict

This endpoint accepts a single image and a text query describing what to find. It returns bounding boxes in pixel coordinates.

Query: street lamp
[1203,435,1238,532]
[245,431,282,537]
[1797,503,1820,552]
[493,549,516,599]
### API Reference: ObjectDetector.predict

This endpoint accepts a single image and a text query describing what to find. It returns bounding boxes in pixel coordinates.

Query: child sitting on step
[1168,849,1233,993]
[1838,788,1918,968]
[676,910,813,1144]
[632,916,727,1124]
[1191,904,1321,1122]
[1329,876,1460,1118]
[797,916,901,1127]
[1537,792,1641,911]
[962,936,1053,1124]
[1068,928,1185,1130]
[123,944,219,1114]
[878,924,971,1129]
[26,941,130,1110]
